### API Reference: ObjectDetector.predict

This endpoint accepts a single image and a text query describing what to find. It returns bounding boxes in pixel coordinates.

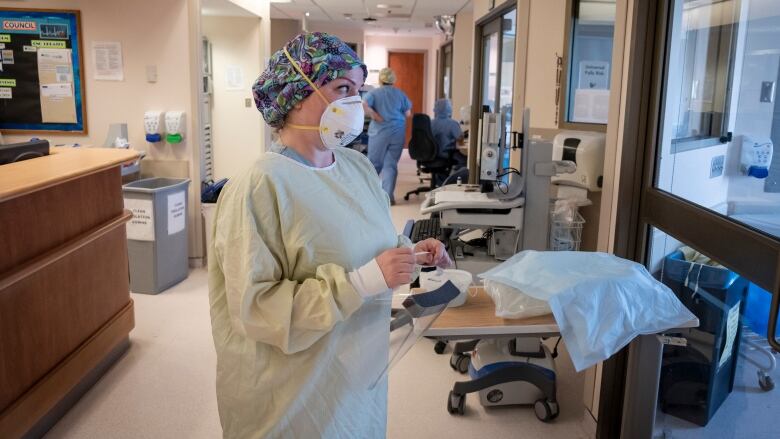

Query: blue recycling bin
[744,283,780,339]
[658,250,748,426]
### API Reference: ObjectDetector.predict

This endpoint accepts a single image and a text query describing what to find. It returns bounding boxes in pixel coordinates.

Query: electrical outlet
[710,154,725,178]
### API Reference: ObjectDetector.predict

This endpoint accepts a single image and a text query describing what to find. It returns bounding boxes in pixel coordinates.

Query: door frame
[598,0,780,437]
[468,0,518,183]
[437,40,454,100]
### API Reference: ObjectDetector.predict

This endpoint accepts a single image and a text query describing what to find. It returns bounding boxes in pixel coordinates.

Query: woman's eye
[337,85,350,94]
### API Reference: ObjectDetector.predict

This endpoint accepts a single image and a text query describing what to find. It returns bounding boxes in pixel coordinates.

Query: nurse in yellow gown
[208,32,452,438]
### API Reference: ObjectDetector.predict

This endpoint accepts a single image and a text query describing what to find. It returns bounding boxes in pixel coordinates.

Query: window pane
[670,0,736,142]
[646,226,778,437]
[566,0,616,124]
[655,0,780,241]
[482,32,499,112]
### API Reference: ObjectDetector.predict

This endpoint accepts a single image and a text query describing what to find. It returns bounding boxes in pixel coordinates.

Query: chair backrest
[407,113,438,162]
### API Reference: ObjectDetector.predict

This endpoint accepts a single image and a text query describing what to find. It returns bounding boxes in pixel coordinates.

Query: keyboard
[410,218,440,242]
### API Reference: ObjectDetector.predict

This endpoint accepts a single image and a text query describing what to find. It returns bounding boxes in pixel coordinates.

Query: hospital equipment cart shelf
[422,286,699,434]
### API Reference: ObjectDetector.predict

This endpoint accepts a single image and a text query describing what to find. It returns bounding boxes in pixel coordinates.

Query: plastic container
[420,269,473,307]
[658,250,748,426]
[123,178,190,294]
[744,282,780,339]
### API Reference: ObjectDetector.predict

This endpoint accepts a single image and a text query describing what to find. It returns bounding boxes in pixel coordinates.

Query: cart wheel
[534,399,558,422]
[456,355,470,374]
[759,373,775,391]
[449,353,470,373]
[447,391,466,415]
[434,341,447,354]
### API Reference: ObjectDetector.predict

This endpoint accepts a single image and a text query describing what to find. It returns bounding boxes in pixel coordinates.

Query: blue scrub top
[365,85,411,136]
[431,117,462,158]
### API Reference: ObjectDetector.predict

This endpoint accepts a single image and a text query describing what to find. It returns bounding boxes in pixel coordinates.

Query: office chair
[404,113,454,201]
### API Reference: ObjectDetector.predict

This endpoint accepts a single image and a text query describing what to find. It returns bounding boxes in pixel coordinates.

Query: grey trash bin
[123,178,190,294]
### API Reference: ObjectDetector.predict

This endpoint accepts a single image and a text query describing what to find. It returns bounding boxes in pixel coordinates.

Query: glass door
[614,0,780,437]
[472,6,517,179]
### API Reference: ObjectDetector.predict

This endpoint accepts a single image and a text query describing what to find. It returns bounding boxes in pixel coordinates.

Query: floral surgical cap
[252,32,367,128]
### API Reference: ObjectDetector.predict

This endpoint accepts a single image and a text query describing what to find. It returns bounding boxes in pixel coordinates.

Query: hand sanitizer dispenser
[144,111,164,143]
[165,111,185,144]
[740,135,773,179]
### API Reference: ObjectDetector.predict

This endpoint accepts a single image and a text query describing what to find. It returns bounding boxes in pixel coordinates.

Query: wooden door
[388,51,425,145]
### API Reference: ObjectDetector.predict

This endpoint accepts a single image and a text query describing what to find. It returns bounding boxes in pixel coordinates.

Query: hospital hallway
[39,151,593,439]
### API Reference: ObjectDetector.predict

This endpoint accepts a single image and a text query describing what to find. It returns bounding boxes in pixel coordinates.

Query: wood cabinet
[0,147,139,438]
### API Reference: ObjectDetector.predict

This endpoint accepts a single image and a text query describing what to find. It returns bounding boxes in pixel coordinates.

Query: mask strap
[283,47,330,106]
[286,123,320,131]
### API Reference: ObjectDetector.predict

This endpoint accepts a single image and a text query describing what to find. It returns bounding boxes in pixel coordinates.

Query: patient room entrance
[601,0,780,437]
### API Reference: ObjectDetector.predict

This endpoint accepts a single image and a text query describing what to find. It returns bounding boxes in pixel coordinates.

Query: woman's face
[285,66,365,130]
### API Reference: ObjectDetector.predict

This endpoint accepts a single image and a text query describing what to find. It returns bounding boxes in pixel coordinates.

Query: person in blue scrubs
[363,67,411,204]
[430,98,466,169]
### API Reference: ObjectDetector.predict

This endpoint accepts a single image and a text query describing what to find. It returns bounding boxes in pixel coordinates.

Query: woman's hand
[414,239,453,268]
[376,247,416,289]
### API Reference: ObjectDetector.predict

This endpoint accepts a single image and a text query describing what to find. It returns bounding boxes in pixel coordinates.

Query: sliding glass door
[609,1,780,437]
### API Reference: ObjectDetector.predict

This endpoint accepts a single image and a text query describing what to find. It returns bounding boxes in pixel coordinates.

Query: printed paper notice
[0,87,11,99]
[125,198,155,241]
[572,88,610,124]
[1,49,14,64]
[167,191,186,235]
[92,41,123,81]
[37,48,77,123]
[718,301,741,368]
[40,83,73,98]
[578,61,610,90]
[225,65,244,90]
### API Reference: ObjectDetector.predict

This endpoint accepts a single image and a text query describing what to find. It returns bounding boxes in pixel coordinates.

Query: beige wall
[270,18,301,53]
[307,21,365,57]
[363,34,443,114]
[451,9,475,121]
[0,0,205,260]
[525,0,567,129]
[202,15,264,180]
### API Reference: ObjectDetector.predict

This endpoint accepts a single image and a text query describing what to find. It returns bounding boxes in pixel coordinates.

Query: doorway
[388,51,425,144]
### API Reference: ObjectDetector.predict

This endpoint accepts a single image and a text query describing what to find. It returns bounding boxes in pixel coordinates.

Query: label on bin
[718,301,741,369]
[125,198,155,241]
[168,191,186,235]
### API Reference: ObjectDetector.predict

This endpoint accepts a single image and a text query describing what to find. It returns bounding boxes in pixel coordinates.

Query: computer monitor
[0,139,50,165]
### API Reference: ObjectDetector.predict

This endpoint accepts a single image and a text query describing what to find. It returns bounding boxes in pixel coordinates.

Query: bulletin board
[0,8,87,133]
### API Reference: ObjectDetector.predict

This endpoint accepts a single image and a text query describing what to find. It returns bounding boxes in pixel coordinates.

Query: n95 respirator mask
[316,95,364,149]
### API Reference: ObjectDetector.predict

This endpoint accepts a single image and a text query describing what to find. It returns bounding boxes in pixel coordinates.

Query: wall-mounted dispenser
[740,135,773,179]
[144,111,164,143]
[165,111,185,144]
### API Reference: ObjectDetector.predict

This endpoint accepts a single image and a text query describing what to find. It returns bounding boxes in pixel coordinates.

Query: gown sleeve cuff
[348,258,390,298]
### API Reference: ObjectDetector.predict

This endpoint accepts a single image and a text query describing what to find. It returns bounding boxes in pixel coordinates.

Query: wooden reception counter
[0,147,139,438]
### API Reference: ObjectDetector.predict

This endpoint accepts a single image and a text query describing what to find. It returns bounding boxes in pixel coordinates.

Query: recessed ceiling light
[305,11,310,17]
[377,4,402,9]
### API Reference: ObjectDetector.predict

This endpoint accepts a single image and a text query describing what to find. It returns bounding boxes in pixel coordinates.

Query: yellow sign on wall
[0,79,16,87]
[0,34,10,43]
[31,40,66,49]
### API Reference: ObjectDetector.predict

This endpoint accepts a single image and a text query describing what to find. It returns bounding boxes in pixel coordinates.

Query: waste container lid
[123,177,190,193]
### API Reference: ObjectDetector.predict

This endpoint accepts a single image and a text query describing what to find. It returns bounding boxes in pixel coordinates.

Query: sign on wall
[0,8,87,133]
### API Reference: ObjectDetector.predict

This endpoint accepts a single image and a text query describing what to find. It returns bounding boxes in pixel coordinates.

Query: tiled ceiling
[271,0,472,36]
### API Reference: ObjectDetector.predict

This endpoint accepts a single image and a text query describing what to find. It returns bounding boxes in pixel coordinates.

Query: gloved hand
[414,238,453,268]
[376,247,416,289]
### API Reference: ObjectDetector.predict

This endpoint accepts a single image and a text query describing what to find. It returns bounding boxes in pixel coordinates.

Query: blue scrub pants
[368,128,405,202]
